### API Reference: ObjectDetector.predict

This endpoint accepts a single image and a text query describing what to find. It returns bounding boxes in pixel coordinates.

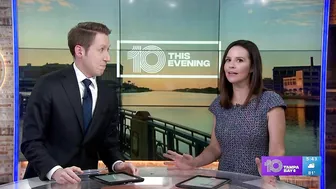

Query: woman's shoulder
[209,95,223,115]
[210,95,221,108]
[261,90,283,99]
[260,89,287,109]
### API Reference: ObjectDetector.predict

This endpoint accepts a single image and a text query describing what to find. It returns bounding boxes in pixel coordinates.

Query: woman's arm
[193,116,222,167]
[267,107,286,156]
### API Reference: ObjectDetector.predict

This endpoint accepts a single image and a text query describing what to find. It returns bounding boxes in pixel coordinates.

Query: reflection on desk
[0,167,307,189]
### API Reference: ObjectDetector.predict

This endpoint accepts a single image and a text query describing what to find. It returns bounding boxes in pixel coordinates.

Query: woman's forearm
[193,144,221,167]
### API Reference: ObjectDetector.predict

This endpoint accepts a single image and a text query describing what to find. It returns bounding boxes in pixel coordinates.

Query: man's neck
[74,61,93,78]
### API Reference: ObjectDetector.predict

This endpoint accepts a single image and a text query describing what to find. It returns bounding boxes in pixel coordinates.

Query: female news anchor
[164,40,286,185]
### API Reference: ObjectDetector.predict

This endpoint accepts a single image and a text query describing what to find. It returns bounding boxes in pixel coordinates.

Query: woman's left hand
[255,157,276,187]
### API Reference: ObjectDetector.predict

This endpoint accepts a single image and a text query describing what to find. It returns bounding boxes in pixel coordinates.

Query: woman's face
[224,45,252,86]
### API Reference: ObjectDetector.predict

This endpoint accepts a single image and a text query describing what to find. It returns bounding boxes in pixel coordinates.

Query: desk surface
[0,167,306,189]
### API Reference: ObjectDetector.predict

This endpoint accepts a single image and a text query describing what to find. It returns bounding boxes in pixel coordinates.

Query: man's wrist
[112,160,124,172]
[47,165,63,180]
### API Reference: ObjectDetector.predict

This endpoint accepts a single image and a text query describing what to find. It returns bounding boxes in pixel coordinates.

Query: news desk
[0,167,308,189]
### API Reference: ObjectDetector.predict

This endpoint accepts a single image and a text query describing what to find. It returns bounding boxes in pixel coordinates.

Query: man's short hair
[68,22,111,57]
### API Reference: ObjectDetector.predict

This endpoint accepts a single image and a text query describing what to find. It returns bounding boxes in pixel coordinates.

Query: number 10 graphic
[264,159,283,173]
[127,45,166,74]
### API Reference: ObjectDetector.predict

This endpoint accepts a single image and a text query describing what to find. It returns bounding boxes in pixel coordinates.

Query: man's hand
[51,166,83,184]
[114,162,139,175]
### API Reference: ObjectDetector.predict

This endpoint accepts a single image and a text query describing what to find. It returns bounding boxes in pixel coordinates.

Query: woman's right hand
[163,150,197,170]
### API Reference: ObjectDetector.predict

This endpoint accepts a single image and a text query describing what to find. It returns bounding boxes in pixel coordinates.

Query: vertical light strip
[320,0,330,188]
[11,0,19,182]
[218,41,221,74]
[117,40,120,77]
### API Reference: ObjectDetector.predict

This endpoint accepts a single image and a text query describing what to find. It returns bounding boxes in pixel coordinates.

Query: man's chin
[96,71,105,77]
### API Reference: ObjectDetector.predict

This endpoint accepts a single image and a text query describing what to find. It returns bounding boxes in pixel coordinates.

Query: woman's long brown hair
[219,40,263,109]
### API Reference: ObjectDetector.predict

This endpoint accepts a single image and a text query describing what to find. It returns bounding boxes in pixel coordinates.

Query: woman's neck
[232,84,250,105]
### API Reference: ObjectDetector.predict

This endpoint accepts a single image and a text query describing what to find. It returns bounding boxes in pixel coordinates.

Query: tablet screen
[95,173,138,183]
[179,176,230,188]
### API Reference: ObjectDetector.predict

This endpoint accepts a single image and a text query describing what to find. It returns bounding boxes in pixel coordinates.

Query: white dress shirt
[73,62,97,114]
[46,63,122,180]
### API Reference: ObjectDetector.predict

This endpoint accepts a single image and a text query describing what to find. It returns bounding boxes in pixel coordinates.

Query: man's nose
[104,53,110,62]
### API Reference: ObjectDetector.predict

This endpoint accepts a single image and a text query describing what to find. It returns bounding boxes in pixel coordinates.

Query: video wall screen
[18,0,323,161]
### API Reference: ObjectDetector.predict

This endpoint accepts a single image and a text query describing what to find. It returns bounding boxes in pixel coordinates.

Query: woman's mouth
[227,71,238,75]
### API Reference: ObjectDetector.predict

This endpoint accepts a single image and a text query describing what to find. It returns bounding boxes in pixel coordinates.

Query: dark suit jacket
[21,65,123,180]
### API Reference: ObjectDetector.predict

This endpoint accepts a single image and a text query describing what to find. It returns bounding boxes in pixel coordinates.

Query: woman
[164,40,286,183]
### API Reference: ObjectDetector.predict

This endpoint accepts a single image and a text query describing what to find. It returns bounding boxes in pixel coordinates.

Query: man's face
[81,33,111,77]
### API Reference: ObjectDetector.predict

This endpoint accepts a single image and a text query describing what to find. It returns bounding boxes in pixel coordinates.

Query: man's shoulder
[38,65,72,82]
[98,79,119,91]
[32,65,73,92]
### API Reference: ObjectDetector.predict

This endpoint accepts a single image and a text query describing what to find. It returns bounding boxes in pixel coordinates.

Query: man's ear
[74,45,85,58]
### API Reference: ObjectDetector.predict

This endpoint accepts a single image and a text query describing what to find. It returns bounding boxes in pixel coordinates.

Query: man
[21,22,137,184]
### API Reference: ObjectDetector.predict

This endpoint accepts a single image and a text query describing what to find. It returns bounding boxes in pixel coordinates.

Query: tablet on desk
[175,175,231,189]
[89,172,144,185]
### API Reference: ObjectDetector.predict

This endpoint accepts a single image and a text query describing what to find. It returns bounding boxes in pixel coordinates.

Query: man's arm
[98,90,124,172]
[21,77,59,180]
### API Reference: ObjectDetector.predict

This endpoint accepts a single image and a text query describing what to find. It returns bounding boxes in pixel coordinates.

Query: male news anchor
[21,22,137,184]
